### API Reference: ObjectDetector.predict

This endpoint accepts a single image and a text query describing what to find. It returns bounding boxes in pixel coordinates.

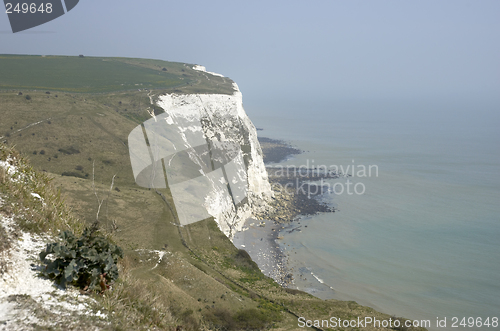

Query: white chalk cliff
[129,66,272,239]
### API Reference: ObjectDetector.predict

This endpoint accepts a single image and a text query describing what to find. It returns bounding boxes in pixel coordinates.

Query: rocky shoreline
[256,136,338,223]
[235,137,339,287]
[257,137,302,164]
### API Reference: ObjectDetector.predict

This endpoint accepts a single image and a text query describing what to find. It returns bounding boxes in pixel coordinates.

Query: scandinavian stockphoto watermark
[4,0,79,33]
[268,159,378,198]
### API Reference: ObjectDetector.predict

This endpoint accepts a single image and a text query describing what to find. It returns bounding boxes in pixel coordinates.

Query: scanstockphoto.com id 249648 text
[297,316,499,329]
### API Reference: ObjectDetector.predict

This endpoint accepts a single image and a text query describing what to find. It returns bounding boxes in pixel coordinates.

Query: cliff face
[128,75,272,239]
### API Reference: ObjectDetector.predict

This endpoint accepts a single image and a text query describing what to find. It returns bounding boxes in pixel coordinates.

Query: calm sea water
[247,98,500,330]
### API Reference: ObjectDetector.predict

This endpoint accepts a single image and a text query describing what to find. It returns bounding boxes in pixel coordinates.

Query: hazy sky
[1,0,499,109]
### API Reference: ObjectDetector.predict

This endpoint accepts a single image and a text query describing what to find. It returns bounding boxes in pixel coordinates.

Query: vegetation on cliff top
[0,54,235,94]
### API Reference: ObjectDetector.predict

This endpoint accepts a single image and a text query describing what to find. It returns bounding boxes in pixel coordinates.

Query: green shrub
[61,171,87,178]
[205,307,280,330]
[234,249,260,273]
[205,307,237,330]
[234,308,277,329]
[40,228,123,291]
[284,288,307,295]
[58,146,80,155]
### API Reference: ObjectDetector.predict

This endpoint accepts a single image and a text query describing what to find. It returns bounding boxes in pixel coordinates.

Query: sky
[1,0,499,111]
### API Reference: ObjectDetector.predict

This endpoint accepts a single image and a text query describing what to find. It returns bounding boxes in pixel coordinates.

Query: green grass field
[0,54,235,94]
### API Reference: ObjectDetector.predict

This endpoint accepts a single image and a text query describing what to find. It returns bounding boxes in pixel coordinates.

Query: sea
[246,97,500,330]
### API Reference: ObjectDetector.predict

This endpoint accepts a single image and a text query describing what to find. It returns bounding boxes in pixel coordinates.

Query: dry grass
[0,143,83,236]
[0,219,10,254]
[0,223,11,274]
[98,256,179,331]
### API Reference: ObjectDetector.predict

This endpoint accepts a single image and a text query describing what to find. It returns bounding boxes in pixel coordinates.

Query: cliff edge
[129,69,272,238]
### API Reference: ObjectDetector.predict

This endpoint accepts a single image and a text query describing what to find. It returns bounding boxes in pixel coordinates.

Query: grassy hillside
[0,54,234,94]
[0,55,425,330]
